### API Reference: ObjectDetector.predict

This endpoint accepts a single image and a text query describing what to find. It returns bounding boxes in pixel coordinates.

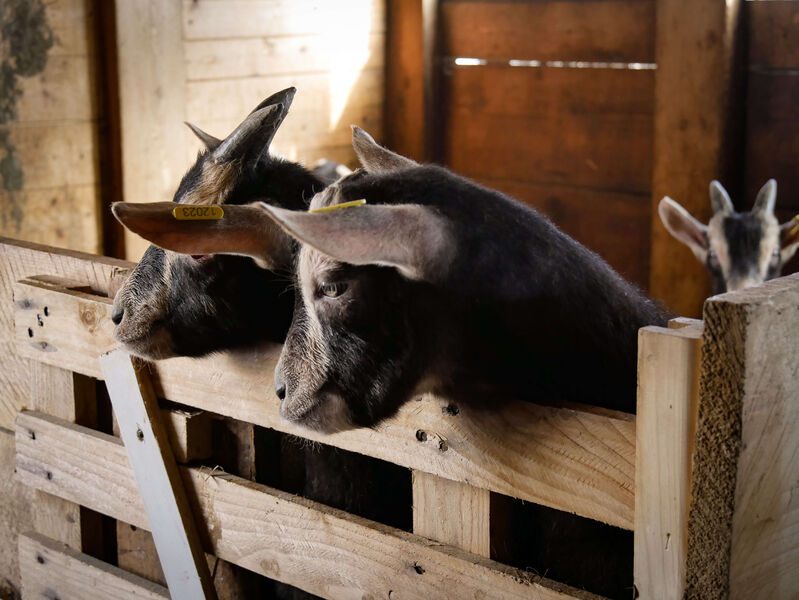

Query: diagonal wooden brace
[100,349,216,600]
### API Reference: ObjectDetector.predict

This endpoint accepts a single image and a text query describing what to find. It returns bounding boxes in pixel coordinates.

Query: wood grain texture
[748,0,799,69]
[649,0,743,317]
[0,428,34,597]
[12,267,636,529]
[19,532,169,600]
[16,411,597,600]
[440,0,655,62]
[634,326,702,600]
[685,274,799,599]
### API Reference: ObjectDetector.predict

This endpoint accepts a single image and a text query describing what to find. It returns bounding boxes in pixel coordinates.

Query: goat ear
[213,103,286,164]
[249,86,296,116]
[111,202,293,270]
[259,203,454,282]
[753,179,777,215]
[185,122,222,151]
[658,197,708,262]
[709,180,734,215]
[780,217,799,264]
[351,126,417,174]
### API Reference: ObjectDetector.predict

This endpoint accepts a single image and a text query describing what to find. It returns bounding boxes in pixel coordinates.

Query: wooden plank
[475,178,651,289]
[184,33,385,81]
[441,0,655,62]
[182,0,386,40]
[412,472,490,556]
[14,56,97,122]
[685,274,799,599]
[634,326,702,600]
[385,0,426,161]
[101,350,216,599]
[162,407,213,464]
[15,411,596,600]
[748,0,799,70]
[115,0,188,261]
[19,532,169,600]
[13,274,636,529]
[649,0,744,317]
[445,66,653,193]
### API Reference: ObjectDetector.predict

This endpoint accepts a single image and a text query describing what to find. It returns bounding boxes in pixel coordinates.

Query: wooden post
[649,0,744,317]
[101,349,216,600]
[634,325,703,599]
[685,276,799,599]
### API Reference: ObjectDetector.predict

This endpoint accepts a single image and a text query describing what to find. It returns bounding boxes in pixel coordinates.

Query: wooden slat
[115,0,188,261]
[475,178,651,289]
[182,0,386,40]
[686,274,799,599]
[161,408,213,464]
[15,411,596,600]
[441,0,655,62]
[634,326,702,600]
[12,269,636,529]
[445,66,653,193]
[19,532,169,600]
[649,0,744,317]
[749,0,799,70]
[101,350,216,599]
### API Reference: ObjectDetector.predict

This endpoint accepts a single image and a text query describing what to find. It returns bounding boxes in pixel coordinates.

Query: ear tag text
[308,199,367,214]
[172,205,225,220]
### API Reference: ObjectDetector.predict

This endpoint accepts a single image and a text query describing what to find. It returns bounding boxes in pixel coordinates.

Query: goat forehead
[179,158,242,205]
[298,246,341,291]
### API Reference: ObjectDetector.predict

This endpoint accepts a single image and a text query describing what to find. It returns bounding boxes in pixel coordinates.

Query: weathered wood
[0,428,34,597]
[748,0,799,70]
[412,472,490,556]
[685,274,799,599]
[115,0,188,261]
[16,411,596,600]
[101,350,216,599]
[634,326,702,600]
[13,271,635,529]
[161,407,213,465]
[649,0,744,317]
[19,532,169,600]
[441,0,655,62]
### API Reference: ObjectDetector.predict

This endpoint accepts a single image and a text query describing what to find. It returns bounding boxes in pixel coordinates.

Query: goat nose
[111,305,124,326]
[275,382,287,401]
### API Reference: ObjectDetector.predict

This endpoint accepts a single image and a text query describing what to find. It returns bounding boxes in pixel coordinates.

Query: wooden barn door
[437,0,656,290]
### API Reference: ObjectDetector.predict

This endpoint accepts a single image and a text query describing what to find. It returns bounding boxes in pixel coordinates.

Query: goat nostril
[275,383,287,401]
[111,306,124,326]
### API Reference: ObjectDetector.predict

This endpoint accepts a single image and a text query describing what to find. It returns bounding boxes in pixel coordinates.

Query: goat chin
[281,393,353,434]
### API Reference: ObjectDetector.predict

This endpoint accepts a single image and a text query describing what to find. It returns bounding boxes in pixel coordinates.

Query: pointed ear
[709,180,734,215]
[753,179,777,215]
[213,103,286,164]
[351,126,417,174]
[111,202,293,270]
[780,216,799,263]
[185,122,222,151]
[259,203,454,282]
[249,87,296,116]
[658,197,709,261]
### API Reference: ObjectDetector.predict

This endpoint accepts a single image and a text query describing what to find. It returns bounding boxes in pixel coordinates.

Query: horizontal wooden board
[12,269,636,529]
[474,178,650,289]
[44,0,92,57]
[184,32,385,81]
[445,66,654,193]
[182,0,386,40]
[441,0,655,62]
[19,532,169,600]
[15,412,595,600]
[0,185,101,255]
[748,0,799,69]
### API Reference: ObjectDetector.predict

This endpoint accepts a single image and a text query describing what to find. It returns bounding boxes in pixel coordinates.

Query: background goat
[659,179,799,294]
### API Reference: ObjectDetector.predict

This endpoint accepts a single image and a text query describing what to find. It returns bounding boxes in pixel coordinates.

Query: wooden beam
[649,0,744,317]
[685,274,799,598]
[634,326,702,599]
[13,273,636,529]
[15,411,596,600]
[19,532,169,600]
[161,407,213,465]
[101,350,216,599]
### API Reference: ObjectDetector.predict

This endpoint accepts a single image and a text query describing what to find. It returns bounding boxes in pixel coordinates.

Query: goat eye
[320,282,348,298]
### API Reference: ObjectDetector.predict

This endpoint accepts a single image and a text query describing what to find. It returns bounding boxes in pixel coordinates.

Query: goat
[191,127,669,597]
[659,179,799,294]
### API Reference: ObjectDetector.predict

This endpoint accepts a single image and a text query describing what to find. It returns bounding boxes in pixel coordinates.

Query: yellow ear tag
[790,215,799,237]
[308,199,367,214]
[172,205,225,220]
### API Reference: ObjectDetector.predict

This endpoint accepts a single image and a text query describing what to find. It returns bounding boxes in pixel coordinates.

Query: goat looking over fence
[659,179,799,293]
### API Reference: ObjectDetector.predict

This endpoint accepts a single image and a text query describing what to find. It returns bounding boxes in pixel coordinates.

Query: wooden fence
[1,236,797,599]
